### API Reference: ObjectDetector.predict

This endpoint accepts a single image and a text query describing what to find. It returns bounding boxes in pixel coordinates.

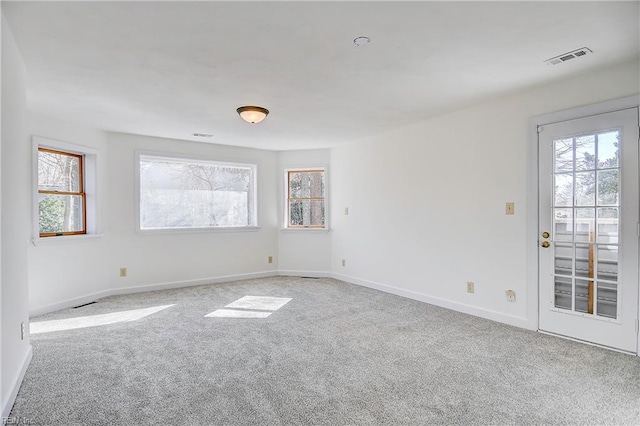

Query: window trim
[37,147,87,237]
[136,151,260,233]
[284,167,328,230]
[32,136,99,242]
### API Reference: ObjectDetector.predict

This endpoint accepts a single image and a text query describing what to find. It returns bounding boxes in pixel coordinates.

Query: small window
[37,148,86,237]
[139,154,257,230]
[286,169,326,229]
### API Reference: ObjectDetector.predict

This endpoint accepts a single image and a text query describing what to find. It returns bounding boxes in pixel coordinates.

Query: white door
[538,107,639,353]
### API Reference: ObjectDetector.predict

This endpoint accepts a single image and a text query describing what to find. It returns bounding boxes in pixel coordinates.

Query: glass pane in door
[554,243,573,276]
[553,208,573,241]
[597,282,617,319]
[597,245,618,282]
[554,174,573,206]
[596,208,618,244]
[575,279,591,313]
[551,130,620,319]
[554,276,572,310]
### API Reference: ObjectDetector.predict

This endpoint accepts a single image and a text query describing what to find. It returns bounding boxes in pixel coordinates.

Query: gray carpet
[9,276,640,425]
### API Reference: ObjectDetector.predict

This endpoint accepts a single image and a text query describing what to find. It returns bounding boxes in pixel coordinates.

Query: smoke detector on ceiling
[545,47,592,66]
[353,36,370,47]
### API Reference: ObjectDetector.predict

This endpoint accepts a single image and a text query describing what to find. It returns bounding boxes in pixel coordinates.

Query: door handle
[541,241,550,248]
[541,231,550,239]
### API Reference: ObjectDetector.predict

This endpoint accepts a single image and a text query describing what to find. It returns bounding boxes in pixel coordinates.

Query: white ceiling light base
[353,36,370,47]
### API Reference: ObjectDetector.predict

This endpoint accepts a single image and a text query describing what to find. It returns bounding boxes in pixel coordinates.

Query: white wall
[278,149,331,274]
[27,112,110,314]
[27,127,333,314]
[26,126,282,313]
[106,132,279,291]
[1,14,32,418]
[330,59,640,329]
[26,60,639,327]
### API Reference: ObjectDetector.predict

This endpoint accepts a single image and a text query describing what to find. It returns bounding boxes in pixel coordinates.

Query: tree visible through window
[287,169,325,228]
[139,155,257,229]
[38,148,86,236]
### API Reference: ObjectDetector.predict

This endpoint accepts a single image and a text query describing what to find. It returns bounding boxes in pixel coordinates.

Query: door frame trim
[526,95,640,354]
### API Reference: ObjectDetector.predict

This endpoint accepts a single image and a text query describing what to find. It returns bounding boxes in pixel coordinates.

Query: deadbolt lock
[541,241,550,248]
[541,231,550,239]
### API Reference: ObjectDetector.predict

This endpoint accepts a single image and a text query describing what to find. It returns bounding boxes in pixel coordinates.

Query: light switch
[506,202,515,215]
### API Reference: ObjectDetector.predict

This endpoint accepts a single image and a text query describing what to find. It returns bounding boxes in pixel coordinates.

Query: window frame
[37,147,87,237]
[284,167,328,230]
[32,136,99,243]
[136,151,259,233]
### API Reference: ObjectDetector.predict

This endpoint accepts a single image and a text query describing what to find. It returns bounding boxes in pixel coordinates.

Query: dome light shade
[237,106,269,124]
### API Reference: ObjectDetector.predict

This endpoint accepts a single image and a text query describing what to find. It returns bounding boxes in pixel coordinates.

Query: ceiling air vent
[545,47,592,65]
[192,133,213,138]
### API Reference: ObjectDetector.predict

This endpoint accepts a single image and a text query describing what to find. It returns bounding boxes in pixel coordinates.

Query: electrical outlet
[344,207,349,215]
[119,267,127,277]
[467,281,475,293]
[341,259,346,267]
[506,202,515,215]
[268,255,273,264]
[506,290,516,302]
[21,322,25,340]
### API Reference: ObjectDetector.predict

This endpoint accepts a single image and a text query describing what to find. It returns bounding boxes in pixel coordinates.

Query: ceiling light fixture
[236,106,269,124]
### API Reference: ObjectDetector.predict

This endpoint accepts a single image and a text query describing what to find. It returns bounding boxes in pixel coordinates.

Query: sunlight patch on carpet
[30,304,175,334]
[205,309,272,318]
[225,296,292,311]
[205,296,292,319]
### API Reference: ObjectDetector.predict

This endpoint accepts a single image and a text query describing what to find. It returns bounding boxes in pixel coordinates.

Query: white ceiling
[3,1,639,151]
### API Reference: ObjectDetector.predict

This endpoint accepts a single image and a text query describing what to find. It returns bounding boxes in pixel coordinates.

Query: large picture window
[139,155,257,230]
[38,148,86,237]
[286,168,326,229]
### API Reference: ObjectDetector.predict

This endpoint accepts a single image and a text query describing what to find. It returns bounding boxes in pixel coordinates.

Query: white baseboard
[332,272,532,330]
[30,290,113,317]
[30,271,279,317]
[278,270,331,278]
[2,345,33,420]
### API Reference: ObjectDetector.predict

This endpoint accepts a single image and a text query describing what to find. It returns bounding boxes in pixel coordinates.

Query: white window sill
[136,226,262,236]
[280,228,330,233]
[31,234,104,246]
